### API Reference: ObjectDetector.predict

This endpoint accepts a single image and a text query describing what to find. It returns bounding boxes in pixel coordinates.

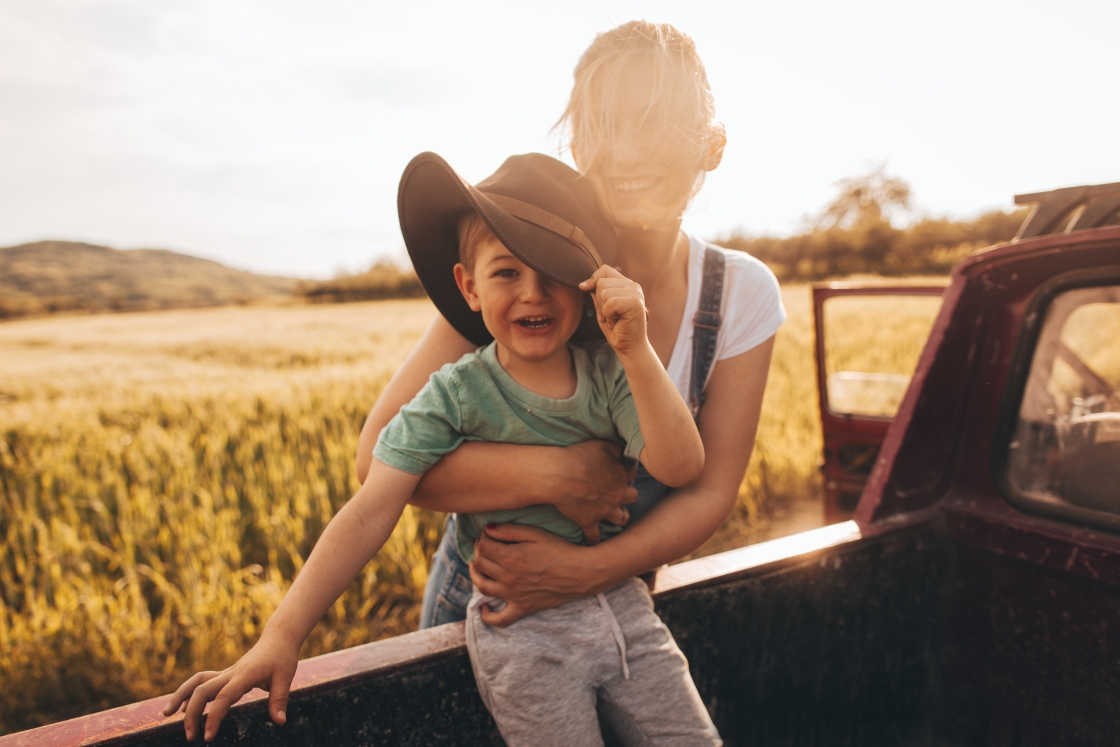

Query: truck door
[814,285,945,523]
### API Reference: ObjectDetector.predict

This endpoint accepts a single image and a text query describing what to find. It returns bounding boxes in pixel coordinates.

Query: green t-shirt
[374,340,644,562]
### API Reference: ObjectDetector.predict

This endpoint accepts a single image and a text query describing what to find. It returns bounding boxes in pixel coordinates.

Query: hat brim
[398,152,604,346]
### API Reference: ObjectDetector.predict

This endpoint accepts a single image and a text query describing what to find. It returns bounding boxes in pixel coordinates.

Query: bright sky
[1,0,1116,278]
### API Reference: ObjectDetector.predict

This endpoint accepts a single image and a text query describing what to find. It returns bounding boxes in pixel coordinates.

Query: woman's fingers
[479,599,532,627]
[471,527,593,617]
[470,544,515,588]
[468,558,508,598]
[610,504,631,527]
[482,521,548,544]
[570,499,632,544]
[555,440,636,516]
[581,519,602,545]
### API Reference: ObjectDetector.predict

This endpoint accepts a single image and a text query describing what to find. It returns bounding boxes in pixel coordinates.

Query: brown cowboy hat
[397,152,616,346]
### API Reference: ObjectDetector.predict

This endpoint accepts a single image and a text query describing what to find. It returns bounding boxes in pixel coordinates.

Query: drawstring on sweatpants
[597,593,630,679]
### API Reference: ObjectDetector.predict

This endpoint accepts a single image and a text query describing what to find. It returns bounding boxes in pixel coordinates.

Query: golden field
[0,285,940,733]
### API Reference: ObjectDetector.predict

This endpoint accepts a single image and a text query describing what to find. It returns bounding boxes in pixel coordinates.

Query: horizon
[1,0,1116,279]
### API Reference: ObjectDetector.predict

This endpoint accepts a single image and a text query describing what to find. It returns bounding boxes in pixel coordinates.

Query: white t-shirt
[665,234,786,413]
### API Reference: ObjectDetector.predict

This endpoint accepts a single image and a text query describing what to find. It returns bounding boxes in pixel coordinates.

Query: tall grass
[0,286,935,732]
[0,302,442,732]
[0,387,442,731]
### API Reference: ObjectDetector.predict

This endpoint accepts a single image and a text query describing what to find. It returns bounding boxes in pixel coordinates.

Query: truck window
[822,294,942,417]
[1007,286,1120,519]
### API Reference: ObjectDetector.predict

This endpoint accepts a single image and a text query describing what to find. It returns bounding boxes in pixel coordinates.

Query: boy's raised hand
[162,633,298,742]
[579,265,649,356]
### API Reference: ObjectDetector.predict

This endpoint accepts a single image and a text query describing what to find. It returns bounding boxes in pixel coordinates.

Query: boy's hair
[456,211,496,271]
[553,21,724,199]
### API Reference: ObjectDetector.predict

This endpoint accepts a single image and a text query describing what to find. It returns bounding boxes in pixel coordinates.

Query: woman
[356,21,784,629]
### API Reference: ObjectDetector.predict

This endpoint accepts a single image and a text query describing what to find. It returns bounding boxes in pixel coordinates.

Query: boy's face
[453,235,585,362]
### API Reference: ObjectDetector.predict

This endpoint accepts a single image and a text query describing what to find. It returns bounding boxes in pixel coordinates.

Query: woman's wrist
[574,534,644,594]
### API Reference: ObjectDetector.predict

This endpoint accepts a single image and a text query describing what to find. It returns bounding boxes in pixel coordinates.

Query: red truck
[6,183,1119,747]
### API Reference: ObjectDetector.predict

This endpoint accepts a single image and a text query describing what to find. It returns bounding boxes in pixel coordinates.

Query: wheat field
[0,285,940,733]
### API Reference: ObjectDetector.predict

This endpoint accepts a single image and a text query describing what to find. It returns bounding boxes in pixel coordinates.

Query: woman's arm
[469,336,775,626]
[356,314,636,536]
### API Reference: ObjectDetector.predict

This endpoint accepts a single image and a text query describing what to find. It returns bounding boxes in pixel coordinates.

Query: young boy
[164,152,721,746]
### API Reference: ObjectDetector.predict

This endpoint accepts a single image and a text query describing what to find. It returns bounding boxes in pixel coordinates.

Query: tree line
[715,166,1026,280]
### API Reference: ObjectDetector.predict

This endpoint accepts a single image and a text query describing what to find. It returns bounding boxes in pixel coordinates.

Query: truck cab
[7,185,1120,747]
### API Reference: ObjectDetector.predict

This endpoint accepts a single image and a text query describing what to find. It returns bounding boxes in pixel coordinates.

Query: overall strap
[691,245,726,411]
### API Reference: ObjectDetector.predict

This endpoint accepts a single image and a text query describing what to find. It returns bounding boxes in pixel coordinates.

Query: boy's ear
[453,263,482,312]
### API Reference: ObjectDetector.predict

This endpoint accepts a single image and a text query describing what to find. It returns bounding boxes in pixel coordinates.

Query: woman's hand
[162,633,299,742]
[549,440,637,544]
[469,524,606,626]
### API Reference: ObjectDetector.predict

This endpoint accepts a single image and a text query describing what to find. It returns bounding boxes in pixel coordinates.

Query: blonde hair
[555,21,724,193]
[456,211,495,270]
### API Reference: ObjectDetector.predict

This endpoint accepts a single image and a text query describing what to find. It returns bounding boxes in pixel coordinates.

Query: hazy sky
[1,0,1116,278]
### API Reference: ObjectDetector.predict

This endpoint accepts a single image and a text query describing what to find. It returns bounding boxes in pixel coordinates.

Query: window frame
[992,263,1120,535]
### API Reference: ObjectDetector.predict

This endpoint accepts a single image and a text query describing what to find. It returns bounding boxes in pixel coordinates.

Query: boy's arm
[164,462,421,742]
[581,266,704,487]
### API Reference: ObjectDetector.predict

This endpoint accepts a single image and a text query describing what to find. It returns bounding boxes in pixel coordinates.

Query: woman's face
[575,56,707,233]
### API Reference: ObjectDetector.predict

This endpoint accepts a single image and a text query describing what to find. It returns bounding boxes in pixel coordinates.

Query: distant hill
[0,241,301,319]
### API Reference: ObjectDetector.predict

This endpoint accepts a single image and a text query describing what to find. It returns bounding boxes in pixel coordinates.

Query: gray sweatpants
[465,577,722,747]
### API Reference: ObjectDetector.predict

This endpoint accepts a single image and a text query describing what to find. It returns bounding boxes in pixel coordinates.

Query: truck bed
[15,511,1119,747]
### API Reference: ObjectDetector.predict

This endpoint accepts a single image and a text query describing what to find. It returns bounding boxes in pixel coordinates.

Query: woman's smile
[612,177,659,193]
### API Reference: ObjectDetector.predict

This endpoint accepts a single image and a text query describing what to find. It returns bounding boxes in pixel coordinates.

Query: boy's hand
[579,266,649,357]
[162,633,299,742]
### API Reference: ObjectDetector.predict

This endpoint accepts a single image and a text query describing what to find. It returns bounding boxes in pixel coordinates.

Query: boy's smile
[454,235,586,394]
